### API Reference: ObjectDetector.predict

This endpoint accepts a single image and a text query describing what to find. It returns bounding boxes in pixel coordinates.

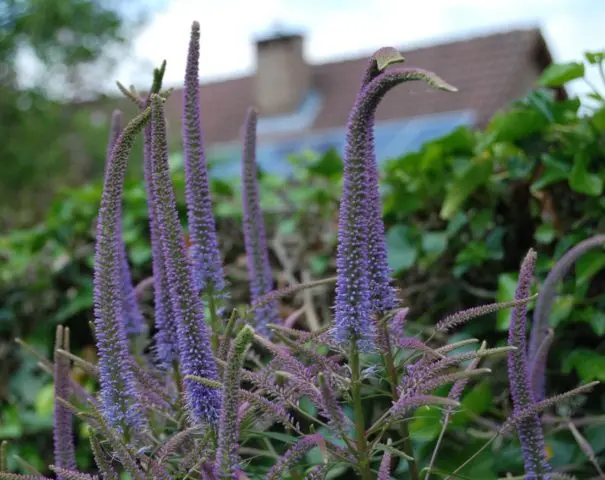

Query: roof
[163,28,554,147]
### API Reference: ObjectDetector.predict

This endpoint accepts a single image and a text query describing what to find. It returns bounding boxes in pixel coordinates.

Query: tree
[0,0,153,230]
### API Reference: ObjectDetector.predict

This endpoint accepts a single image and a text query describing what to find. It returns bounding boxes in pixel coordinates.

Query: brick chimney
[254,31,310,116]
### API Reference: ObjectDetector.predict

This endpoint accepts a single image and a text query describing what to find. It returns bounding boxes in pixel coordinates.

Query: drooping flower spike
[529,234,605,400]
[182,21,226,296]
[105,111,146,337]
[359,47,406,315]
[93,107,151,433]
[149,93,221,425]
[334,66,457,352]
[241,107,280,336]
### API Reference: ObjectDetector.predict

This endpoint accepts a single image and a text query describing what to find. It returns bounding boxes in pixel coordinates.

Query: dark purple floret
[241,108,280,336]
[507,249,552,479]
[182,21,226,296]
[334,67,456,352]
[149,94,221,425]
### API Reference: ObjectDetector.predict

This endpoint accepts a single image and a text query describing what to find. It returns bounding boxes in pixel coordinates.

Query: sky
[113,0,605,98]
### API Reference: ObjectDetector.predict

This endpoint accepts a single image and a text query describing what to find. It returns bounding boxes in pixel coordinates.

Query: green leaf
[584,51,605,65]
[496,273,518,330]
[440,158,492,220]
[577,308,605,336]
[538,62,585,87]
[534,223,556,244]
[562,349,605,382]
[308,148,343,177]
[569,153,603,196]
[488,107,548,142]
[450,381,492,427]
[421,231,448,255]
[531,155,571,192]
[575,250,605,287]
[386,225,417,273]
[549,294,575,329]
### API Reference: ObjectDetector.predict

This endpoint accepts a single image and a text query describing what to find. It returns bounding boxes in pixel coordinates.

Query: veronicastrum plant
[2,20,602,480]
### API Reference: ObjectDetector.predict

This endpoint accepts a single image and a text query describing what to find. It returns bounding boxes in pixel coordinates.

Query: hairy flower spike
[182,21,226,295]
[241,108,279,336]
[53,326,76,479]
[529,234,605,400]
[506,249,552,479]
[334,67,456,352]
[132,69,180,368]
[359,48,405,315]
[93,107,151,432]
[149,93,221,424]
[215,325,254,478]
[266,434,324,480]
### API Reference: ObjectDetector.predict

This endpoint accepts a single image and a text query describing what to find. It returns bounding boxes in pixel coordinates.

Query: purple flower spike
[241,108,279,336]
[506,249,552,479]
[107,110,146,337]
[334,66,456,352]
[53,326,76,479]
[182,21,226,295]
[93,108,151,433]
[529,234,605,400]
[359,48,405,315]
[149,94,221,425]
[138,76,179,369]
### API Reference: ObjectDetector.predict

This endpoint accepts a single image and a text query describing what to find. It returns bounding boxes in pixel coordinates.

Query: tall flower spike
[53,326,76,479]
[334,66,457,352]
[359,47,405,315]
[529,234,605,400]
[182,21,226,295]
[149,93,221,424]
[241,107,279,336]
[106,111,146,337]
[141,67,179,369]
[215,326,254,478]
[506,249,552,479]
[93,107,151,432]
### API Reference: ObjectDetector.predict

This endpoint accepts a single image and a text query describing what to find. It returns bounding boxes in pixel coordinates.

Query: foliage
[1,26,605,478]
[0,0,152,230]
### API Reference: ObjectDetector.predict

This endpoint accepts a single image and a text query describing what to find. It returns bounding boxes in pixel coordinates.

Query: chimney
[254,31,310,116]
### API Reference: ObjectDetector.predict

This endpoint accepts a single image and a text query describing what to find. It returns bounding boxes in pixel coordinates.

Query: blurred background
[1,0,605,477]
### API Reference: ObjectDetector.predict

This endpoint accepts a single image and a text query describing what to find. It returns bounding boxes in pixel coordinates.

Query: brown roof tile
[162,28,552,146]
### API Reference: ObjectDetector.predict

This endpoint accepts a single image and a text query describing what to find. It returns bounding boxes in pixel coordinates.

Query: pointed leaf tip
[374,47,405,71]
[428,73,458,92]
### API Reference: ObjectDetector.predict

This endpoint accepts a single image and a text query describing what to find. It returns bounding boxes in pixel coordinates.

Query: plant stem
[350,340,372,480]
[382,325,419,480]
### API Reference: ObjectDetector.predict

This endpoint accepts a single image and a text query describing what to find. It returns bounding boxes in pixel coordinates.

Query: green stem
[382,325,419,480]
[350,340,372,480]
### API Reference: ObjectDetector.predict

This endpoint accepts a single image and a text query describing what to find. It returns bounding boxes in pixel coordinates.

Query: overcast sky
[112,0,605,98]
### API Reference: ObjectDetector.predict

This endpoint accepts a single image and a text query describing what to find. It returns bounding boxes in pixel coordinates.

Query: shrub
[1,21,604,480]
